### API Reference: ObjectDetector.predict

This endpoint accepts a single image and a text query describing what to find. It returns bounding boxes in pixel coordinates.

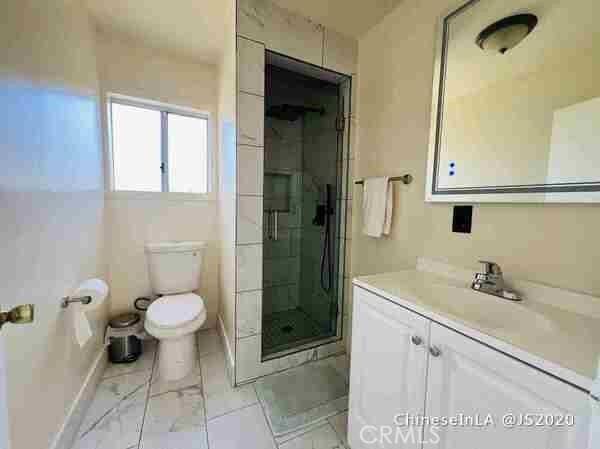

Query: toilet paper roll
[73,279,109,311]
[71,279,109,347]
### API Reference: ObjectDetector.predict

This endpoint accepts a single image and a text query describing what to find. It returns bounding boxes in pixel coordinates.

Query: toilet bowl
[144,241,207,381]
[145,293,207,381]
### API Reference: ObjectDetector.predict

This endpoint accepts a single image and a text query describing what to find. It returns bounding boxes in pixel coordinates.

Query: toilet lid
[147,293,205,329]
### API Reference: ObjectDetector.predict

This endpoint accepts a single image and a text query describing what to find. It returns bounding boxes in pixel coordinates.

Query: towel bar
[354,174,413,185]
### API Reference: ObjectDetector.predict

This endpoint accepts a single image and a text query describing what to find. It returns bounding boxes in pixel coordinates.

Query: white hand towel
[362,177,393,238]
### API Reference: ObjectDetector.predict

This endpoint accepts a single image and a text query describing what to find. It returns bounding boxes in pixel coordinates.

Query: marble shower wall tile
[237,0,324,67]
[234,0,357,389]
[237,195,263,244]
[236,244,263,292]
[238,37,265,96]
[237,146,264,196]
[236,290,262,338]
[238,92,264,146]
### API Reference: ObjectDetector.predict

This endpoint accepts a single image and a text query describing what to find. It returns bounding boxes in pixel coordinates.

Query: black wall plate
[452,205,473,233]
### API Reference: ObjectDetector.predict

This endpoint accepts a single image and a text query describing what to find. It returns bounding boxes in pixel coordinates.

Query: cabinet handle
[429,345,442,357]
[411,335,423,346]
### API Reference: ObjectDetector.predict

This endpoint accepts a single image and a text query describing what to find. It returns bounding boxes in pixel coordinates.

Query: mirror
[426,0,600,202]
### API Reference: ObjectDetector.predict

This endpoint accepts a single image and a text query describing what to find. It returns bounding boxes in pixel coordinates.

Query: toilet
[144,241,207,381]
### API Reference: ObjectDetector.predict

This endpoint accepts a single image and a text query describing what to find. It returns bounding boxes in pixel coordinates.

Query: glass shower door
[261,59,350,360]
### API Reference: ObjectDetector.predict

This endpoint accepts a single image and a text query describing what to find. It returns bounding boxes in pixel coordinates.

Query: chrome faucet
[471,260,521,301]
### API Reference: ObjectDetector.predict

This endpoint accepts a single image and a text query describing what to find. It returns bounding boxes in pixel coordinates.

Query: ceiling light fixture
[476,13,538,54]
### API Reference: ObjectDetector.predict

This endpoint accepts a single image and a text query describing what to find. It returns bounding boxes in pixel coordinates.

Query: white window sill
[106,190,215,202]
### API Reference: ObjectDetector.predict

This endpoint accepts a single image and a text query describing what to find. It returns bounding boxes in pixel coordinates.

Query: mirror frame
[425,0,600,203]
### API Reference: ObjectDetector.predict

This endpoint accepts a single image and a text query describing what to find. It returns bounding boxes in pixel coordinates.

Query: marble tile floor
[72,329,349,449]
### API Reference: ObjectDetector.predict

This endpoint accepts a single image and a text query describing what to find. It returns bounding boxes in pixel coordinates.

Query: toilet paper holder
[61,295,92,308]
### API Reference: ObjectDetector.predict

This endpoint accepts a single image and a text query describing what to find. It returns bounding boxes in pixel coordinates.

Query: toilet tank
[145,241,206,295]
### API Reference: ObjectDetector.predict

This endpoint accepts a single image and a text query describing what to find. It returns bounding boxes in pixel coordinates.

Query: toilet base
[157,334,196,381]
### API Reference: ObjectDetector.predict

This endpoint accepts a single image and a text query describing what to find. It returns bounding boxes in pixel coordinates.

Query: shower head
[266,104,325,122]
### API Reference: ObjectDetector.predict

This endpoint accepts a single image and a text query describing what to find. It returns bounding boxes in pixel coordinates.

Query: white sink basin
[423,283,557,334]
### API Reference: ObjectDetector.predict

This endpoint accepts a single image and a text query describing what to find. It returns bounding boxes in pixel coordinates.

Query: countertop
[353,264,600,391]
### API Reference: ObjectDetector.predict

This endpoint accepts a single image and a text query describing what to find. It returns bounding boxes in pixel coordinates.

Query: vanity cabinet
[348,286,590,449]
[348,286,430,449]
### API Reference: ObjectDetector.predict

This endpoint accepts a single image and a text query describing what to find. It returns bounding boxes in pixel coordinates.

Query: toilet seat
[146,293,205,329]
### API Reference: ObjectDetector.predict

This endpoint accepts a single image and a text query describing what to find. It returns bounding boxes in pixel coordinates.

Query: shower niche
[261,51,351,360]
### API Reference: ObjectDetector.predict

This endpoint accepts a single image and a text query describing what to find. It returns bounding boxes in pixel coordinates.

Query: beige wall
[95,31,221,324]
[354,0,600,297]
[0,1,107,448]
[104,197,220,324]
[216,0,237,367]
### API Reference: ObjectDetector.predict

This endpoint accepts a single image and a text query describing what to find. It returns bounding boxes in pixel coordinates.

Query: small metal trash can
[107,312,143,363]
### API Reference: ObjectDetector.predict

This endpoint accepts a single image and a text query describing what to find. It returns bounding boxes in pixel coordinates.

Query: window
[109,96,209,194]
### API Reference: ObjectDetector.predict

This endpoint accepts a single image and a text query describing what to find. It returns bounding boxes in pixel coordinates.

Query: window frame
[106,93,212,198]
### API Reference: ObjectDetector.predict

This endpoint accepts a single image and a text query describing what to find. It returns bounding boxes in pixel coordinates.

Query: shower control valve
[411,335,423,346]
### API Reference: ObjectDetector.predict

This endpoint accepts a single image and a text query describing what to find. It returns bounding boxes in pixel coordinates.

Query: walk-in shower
[262,51,351,360]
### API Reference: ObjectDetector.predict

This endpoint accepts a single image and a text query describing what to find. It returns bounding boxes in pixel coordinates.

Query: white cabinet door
[425,323,590,449]
[348,287,430,449]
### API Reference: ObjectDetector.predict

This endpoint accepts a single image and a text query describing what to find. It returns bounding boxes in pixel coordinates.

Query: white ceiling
[84,0,403,65]
[271,0,404,37]
[84,0,231,64]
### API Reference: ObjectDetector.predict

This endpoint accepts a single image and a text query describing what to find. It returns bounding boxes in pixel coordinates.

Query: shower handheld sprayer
[313,184,335,293]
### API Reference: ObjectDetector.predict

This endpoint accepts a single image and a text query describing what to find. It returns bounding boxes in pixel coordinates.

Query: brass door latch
[0,305,34,329]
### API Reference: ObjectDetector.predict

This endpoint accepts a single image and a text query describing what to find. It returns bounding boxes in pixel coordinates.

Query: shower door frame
[260,50,353,363]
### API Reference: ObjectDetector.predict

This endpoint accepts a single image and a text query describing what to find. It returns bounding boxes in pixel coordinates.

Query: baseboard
[217,314,235,385]
[49,348,107,449]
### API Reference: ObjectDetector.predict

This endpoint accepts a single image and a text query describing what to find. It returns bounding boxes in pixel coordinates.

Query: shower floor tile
[262,308,327,356]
